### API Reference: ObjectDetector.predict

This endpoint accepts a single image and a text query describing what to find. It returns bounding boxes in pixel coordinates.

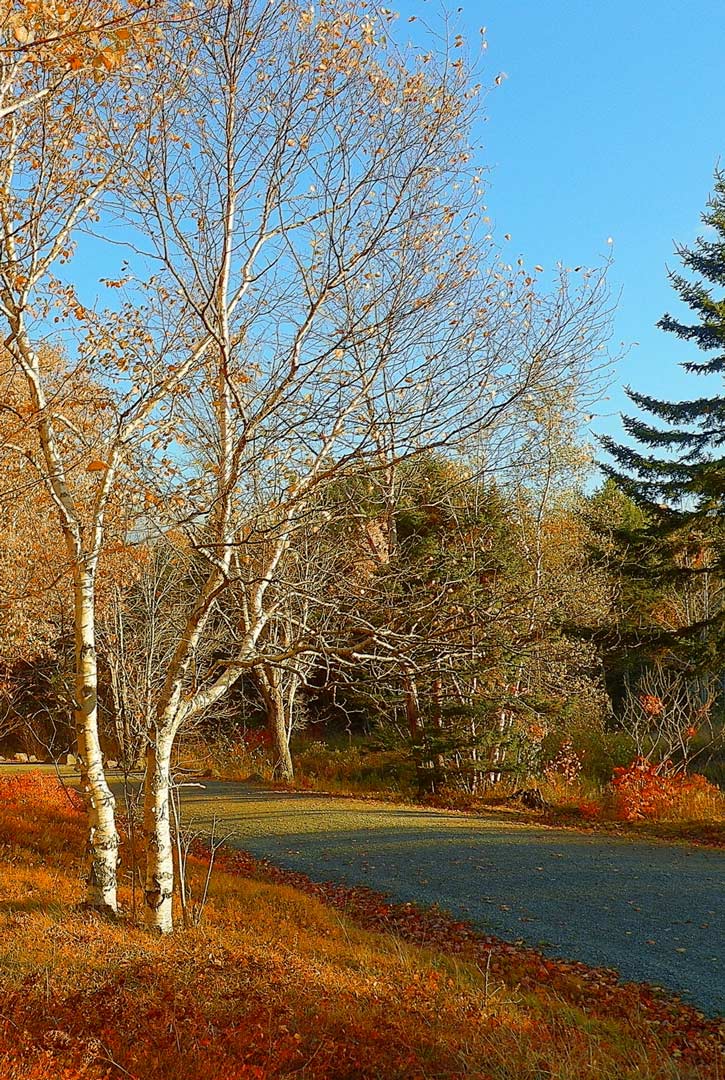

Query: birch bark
[142,730,175,934]
[75,564,119,912]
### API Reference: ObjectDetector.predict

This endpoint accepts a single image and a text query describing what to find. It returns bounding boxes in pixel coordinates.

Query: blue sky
[72,2,724,462]
[395,0,725,446]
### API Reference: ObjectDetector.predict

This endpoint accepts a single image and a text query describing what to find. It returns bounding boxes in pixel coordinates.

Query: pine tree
[598,169,725,668]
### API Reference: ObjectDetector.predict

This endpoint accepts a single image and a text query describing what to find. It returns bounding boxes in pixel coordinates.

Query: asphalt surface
[177,782,725,1016]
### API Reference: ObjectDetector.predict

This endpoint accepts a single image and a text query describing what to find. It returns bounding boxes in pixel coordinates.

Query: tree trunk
[268,687,294,781]
[143,733,175,933]
[75,566,118,914]
[403,672,436,796]
[256,669,294,781]
[489,708,511,784]
[431,676,446,790]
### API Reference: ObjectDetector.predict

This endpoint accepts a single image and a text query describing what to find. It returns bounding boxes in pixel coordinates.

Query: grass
[186,734,725,848]
[0,772,723,1079]
[187,735,416,797]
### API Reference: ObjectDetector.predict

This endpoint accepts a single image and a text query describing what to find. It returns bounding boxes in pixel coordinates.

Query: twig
[98,1040,140,1080]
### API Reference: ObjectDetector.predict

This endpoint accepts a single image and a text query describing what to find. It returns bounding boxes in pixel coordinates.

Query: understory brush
[215,732,725,843]
[444,767,725,845]
[0,772,723,1079]
[173,732,275,781]
[188,732,418,796]
[291,740,416,796]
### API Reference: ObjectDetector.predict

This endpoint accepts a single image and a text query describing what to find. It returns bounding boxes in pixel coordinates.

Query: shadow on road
[173,782,725,1016]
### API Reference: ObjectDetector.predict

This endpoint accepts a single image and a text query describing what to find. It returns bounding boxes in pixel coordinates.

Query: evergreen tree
[599,169,725,667]
[585,479,666,699]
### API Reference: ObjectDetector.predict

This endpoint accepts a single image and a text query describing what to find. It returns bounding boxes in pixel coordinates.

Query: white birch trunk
[3,312,120,910]
[142,733,175,934]
[75,566,119,914]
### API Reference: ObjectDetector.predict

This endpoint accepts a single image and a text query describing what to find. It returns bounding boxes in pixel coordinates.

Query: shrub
[185,730,275,781]
[577,798,602,821]
[612,758,724,821]
[293,741,414,794]
[0,771,82,815]
[542,727,634,785]
[544,740,582,783]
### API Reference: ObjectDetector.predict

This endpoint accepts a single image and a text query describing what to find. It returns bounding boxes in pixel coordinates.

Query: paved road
[177,782,725,1016]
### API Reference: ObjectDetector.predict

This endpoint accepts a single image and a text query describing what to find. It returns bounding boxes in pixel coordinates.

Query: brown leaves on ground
[214,845,724,1077]
[0,773,722,1080]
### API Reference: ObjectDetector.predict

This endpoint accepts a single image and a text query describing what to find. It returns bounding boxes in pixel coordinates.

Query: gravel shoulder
[178,781,725,1016]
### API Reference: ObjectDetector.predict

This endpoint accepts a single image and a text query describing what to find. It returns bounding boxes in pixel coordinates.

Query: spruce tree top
[600,169,725,520]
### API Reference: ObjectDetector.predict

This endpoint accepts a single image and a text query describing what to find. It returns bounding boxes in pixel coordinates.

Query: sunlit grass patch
[0,772,721,1079]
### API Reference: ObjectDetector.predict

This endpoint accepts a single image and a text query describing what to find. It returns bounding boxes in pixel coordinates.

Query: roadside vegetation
[1,771,722,1080]
[182,730,725,848]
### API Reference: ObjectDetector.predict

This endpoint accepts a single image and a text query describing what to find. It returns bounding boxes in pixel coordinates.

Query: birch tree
[0,14,196,910]
[0,78,130,906]
[71,0,618,931]
[93,0,497,930]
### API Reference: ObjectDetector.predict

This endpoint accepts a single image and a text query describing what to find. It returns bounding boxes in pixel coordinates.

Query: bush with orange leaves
[612,758,722,821]
[638,693,664,717]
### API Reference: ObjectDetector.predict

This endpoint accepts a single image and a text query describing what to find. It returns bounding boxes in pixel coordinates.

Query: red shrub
[0,771,84,854]
[0,771,83,815]
[612,758,717,821]
[576,798,602,821]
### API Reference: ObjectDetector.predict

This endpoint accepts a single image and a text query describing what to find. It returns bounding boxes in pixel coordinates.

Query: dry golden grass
[186,734,725,848]
[0,773,722,1080]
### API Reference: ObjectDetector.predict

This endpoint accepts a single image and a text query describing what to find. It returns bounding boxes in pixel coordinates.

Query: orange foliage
[612,758,721,821]
[0,770,83,811]
[638,693,665,717]
[0,773,722,1080]
[0,359,143,664]
[0,771,83,853]
[0,0,157,84]
[576,798,602,821]
[0,358,71,659]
